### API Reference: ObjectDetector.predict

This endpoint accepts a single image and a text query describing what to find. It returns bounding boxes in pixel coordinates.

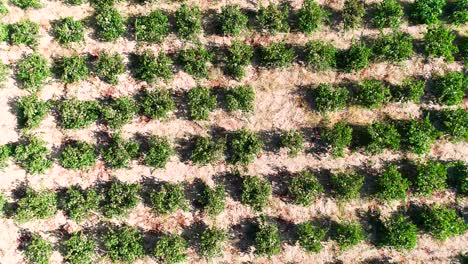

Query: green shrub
[365,122,400,154]
[175,4,202,39]
[227,129,262,165]
[101,134,139,169]
[330,221,364,250]
[296,220,327,253]
[188,86,217,120]
[0,193,6,215]
[54,54,89,84]
[63,186,100,222]
[134,10,169,43]
[225,40,253,79]
[259,42,295,68]
[104,226,144,263]
[24,234,52,264]
[279,130,304,157]
[254,217,281,256]
[95,6,126,41]
[432,71,465,106]
[372,31,414,62]
[218,5,248,35]
[0,24,7,42]
[340,41,371,72]
[313,83,348,112]
[447,161,467,195]
[377,214,418,251]
[150,182,186,214]
[16,94,50,129]
[100,96,138,129]
[139,89,175,119]
[392,77,425,102]
[66,0,85,5]
[53,17,84,45]
[298,0,328,33]
[439,108,468,140]
[143,135,173,169]
[257,3,290,33]
[11,0,40,9]
[190,136,225,165]
[375,165,409,200]
[415,205,466,240]
[225,85,255,112]
[0,61,9,85]
[178,45,212,79]
[0,144,12,169]
[153,234,187,264]
[372,0,403,28]
[342,0,366,30]
[103,181,140,217]
[59,141,97,170]
[56,99,100,129]
[15,53,50,90]
[94,51,124,85]
[304,41,338,71]
[412,160,447,195]
[63,232,96,264]
[9,20,39,47]
[321,121,353,157]
[0,2,8,14]
[411,0,446,24]
[14,136,52,174]
[451,0,468,24]
[330,171,364,200]
[197,184,225,216]
[289,170,323,206]
[15,188,57,223]
[424,25,458,62]
[241,175,271,211]
[401,116,440,154]
[199,227,227,258]
[135,51,173,82]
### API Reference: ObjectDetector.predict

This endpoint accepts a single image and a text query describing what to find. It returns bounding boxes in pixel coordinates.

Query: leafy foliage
[153,234,187,264]
[254,217,281,256]
[16,94,50,129]
[15,188,57,223]
[94,51,124,85]
[355,79,391,109]
[217,5,248,35]
[150,182,186,214]
[14,136,52,174]
[393,77,425,102]
[53,54,89,84]
[330,221,364,250]
[0,144,12,169]
[143,135,173,169]
[321,121,353,157]
[104,226,144,263]
[401,116,440,154]
[59,141,97,170]
[439,108,468,140]
[63,186,100,222]
[56,98,100,129]
[175,4,202,39]
[296,220,327,253]
[0,193,6,215]
[225,85,255,112]
[339,41,371,72]
[304,41,338,71]
[241,175,271,211]
[279,130,304,157]
[342,0,366,30]
[53,17,85,45]
[134,10,169,43]
[298,0,328,33]
[313,83,348,112]
[103,181,141,217]
[412,160,447,196]
[139,89,175,119]
[199,227,227,258]
[372,31,414,62]
[377,214,418,251]
[197,184,225,216]
[447,161,467,195]
[411,0,446,24]
[95,6,126,41]
[289,170,324,206]
[100,96,138,129]
[451,0,468,24]
[432,71,465,106]
[330,171,364,200]
[15,53,50,90]
[257,3,290,33]
[178,45,212,78]
[424,25,458,62]
[24,234,52,264]
[227,129,262,165]
[100,134,139,169]
[225,40,253,79]
[372,0,403,28]
[0,61,9,85]
[9,20,39,47]
[63,232,96,264]
[365,122,401,154]
[0,2,8,14]
[414,205,466,240]
[135,51,173,82]
[375,165,409,200]
[11,0,40,9]
[188,86,217,120]
[259,42,295,68]
[190,136,225,165]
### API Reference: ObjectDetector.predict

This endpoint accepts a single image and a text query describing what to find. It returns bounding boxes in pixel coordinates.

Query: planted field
[0,0,466,263]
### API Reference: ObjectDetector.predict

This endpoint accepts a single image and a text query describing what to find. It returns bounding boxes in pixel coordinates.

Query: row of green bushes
[16,202,467,264]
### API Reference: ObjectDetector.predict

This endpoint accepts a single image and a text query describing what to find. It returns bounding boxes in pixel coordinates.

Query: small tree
[15,187,57,223]
[153,234,187,264]
[63,232,96,264]
[289,170,324,206]
[16,94,50,129]
[365,122,401,154]
[411,0,446,24]
[372,31,414,63]
[104,226,144,263]
[188,86,217,120]
[197,184,225,216]
[432,71,465,106]
[377,214,418,251]
[134,10,169,43]
[321,121,353,157]
[56,98,100,129]
[412,160,447,196]
[439,108,468,141]
[15,53,50,90]
[14,136,52,174]
[175,4,202,39]
[259,42,295,68]
[24,234,52,264]
[375,165,409,200]
[296,220,327,253]
[53,17,85,45]
[330,171,364,200]
[217,5,248,35]
[241,175,271,211]
[53,54,89,84]
[342,0,366,30]
[304,41,338,71]
[190,136,225,165]
[63,186,100,222]
[94,6,126,41]
[298,0,328,33]
[178,45,212,78]
[254,217,281,256]
[135,50,173,82]
[143,135,173,169]
[93,51,125,85]
[279,130,304,157]
[227,129,262,165]
[150,182,186,214]
[393,77,425,103]
[313,84,348,112]
[355,79,391,108]
[401,116,440,154]
[225,85,255,112]
[100,96,138,129]
[330,221,364,250]
[199,227,227,258]
[59,141,97,170]
[9,20,39,47]
[372,0,403,29]
[139,89,175,120]
[103,181,141,217]
[257,3,290,33]
[424,25,458,62]
[414,205,466,240]
[225,40,253,79]
[100,133,139,169]
[340,41,371,72]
